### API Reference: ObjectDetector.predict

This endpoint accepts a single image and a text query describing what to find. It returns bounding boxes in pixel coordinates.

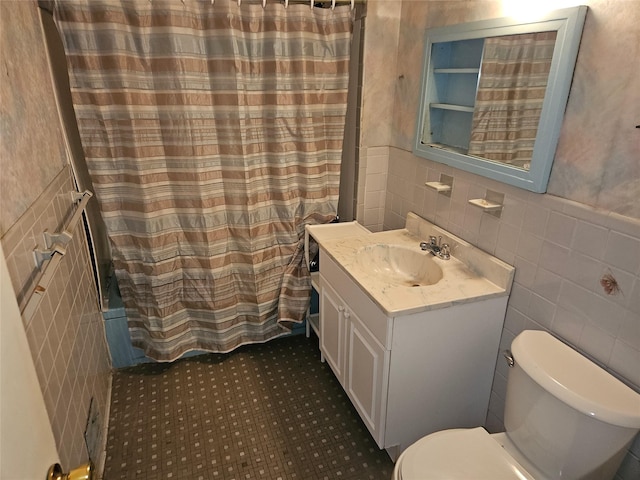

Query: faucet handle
[439,243,451,260]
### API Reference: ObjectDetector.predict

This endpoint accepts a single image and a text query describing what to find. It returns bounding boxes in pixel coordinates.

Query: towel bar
[22,190,93,324]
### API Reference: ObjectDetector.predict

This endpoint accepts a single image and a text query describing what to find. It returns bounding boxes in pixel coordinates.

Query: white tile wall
[357,146,389,232]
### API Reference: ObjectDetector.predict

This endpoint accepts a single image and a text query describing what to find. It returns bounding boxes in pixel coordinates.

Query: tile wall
[383,147,640,479]
[1,166,112,472]
[357,146,388,231]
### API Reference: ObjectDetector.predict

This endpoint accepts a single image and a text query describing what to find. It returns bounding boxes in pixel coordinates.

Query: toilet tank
[504,330,640,480]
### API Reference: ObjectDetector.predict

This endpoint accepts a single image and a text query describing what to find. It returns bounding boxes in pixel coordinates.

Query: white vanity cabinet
[319,278,390,445]
[318,247,509,458]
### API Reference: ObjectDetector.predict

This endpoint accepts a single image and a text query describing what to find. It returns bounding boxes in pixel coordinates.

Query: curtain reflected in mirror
[468,31,557,170]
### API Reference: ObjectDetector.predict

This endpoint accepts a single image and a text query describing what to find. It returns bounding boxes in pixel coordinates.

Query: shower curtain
[53,0,353,361]
[468,31,557,169]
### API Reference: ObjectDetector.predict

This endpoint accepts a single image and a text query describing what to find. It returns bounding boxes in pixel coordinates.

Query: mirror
[413,6,587,192]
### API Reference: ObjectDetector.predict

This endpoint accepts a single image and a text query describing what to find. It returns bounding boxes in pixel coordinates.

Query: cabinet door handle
[344,311,350,319]
[338,306,344,312]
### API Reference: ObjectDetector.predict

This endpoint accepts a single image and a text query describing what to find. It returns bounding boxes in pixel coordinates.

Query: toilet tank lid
[512,330,640,428]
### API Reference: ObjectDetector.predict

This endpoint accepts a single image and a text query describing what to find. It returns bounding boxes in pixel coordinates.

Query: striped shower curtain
[468,32,557,169]
[53,0,353,361]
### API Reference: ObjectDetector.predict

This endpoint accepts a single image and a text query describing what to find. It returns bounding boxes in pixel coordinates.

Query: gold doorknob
[47,462,92,480]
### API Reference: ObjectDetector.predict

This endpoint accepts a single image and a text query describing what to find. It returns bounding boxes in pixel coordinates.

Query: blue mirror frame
[413,6,588,193]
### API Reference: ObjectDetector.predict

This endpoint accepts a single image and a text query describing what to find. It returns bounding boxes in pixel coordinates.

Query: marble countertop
[310,214,514,317]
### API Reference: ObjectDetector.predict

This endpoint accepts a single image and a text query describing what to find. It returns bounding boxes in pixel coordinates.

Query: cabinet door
[346,313,388,447]
[319,280,347,385]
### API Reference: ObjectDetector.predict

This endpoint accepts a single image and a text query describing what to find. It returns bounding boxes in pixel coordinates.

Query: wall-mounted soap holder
[425,174,453,197]
[469,190,504,218]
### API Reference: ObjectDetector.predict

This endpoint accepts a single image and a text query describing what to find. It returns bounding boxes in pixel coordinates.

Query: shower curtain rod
[38,0,367,13]
[177,0,365,7]
[207,0,362,9]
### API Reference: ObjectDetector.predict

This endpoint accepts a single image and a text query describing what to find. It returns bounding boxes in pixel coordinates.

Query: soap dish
[425,181,452,193]
[468,198,502,212]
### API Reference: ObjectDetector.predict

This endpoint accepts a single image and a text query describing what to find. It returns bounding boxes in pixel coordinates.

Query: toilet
[393,330,640,479]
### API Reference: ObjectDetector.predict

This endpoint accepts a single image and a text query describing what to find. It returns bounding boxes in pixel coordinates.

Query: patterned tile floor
[104,334,394,479]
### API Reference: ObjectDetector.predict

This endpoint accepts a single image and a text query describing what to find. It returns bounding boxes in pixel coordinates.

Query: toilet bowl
[393,331,640,480]
[392,427,538,479]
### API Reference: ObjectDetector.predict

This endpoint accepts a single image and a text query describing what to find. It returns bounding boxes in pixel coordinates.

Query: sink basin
[356,244,443,287]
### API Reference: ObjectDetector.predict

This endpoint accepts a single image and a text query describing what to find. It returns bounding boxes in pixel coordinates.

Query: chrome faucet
[420,235,451,260]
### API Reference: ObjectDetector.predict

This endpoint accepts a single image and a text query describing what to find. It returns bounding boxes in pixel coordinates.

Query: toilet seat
[393,427,535,480]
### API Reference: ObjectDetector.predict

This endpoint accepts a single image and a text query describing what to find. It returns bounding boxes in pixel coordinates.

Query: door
[0,243,59,479]
[346,313,388,447]
[319,279,347,385]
